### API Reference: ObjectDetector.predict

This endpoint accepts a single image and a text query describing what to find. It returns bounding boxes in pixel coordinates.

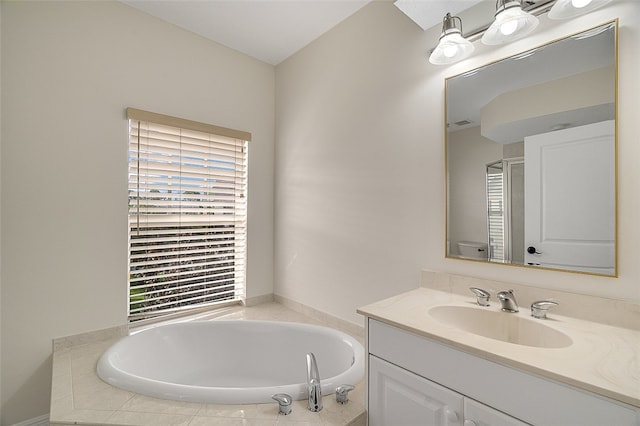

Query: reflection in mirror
[446,21,617,276]
[486,158,525,264]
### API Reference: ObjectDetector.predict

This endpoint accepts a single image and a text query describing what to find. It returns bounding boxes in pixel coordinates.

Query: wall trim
[11,414,49,426]
[244,293,274,307]
[274,294,365,339]
[52,324,128,352]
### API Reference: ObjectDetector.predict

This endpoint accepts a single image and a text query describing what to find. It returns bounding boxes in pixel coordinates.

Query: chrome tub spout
[306,352,323,412]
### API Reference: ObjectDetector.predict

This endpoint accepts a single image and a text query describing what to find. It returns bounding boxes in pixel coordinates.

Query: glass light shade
[430,32,475,65]
[481,0,539,45]
[548,0,612,20]
[429,13,475,65]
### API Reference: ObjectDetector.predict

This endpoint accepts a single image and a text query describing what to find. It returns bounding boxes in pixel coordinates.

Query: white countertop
[357,287,640,408]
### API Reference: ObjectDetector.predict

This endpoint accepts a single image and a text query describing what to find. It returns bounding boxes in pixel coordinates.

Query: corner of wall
[1,0,4,420]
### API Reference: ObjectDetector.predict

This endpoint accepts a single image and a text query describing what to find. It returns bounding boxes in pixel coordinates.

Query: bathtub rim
[96,319,365,405]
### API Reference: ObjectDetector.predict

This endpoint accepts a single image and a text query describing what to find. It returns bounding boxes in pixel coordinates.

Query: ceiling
[122,0,371,65]
[121,0,483,65]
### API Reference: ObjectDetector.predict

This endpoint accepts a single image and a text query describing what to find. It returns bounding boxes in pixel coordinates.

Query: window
[127,108,250,321]
[486,161,505,262]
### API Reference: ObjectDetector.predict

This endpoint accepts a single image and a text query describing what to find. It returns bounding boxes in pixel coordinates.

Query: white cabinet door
[463,398,529,426]
[369,355,464,426]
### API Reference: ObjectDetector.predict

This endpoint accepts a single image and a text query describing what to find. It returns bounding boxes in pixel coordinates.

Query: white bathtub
[97,320,364,404]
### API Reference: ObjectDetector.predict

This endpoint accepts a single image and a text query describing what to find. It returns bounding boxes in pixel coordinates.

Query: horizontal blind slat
[129,215,245,224]
[129,289,239,315]
[130,276,243,293]
[130,257,245,273]
[132,284,237,304]
[129,162,246,178]
[130,246,245,256]
[129,228,245,239]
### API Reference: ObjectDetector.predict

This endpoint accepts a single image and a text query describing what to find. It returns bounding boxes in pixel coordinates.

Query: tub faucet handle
[335,384,355,404]
[469,287,491,306]
[272,393,292,415]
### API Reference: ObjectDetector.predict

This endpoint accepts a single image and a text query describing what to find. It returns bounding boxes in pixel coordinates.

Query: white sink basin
[429,305,572,348]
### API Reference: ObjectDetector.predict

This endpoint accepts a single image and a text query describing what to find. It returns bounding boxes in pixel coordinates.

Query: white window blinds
[486,162,505,262]
[127,108,250,321]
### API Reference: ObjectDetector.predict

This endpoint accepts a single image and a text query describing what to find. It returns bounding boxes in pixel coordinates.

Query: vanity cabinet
[370,355,526,426]
[367,319,639,426]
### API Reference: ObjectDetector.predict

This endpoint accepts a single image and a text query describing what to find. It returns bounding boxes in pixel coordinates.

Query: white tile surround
[50,302,366,426]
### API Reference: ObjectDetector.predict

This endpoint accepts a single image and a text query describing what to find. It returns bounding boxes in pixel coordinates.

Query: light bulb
[572,0,592,7]
[443,45,458,58]
[500,20,518,36]
[549,0,611,19]
[429,13,474,65]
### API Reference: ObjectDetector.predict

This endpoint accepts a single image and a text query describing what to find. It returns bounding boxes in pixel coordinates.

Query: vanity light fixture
[548,0,612,20]
[429,13,475,65]
[481,0,539,45]
[427,0,610,66]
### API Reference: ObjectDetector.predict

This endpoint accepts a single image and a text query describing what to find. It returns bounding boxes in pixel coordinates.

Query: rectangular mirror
[446,20,617,276]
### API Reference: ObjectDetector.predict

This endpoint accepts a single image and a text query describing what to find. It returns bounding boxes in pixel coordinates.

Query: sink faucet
[306,352,323,412]
[497,289,519,313]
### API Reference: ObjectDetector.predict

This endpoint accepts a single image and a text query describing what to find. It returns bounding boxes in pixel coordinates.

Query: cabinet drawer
[369,319,639,425]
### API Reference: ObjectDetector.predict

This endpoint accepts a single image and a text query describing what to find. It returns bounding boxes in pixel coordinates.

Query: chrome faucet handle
[272,393,292,415]
[335,384,355,404]
[531,300,559,319]
[469,287,491,306]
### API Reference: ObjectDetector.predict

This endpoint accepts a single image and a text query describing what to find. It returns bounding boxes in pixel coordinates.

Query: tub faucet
[497,289,519,313]
[335,384,355,404]
[306,352,323,412]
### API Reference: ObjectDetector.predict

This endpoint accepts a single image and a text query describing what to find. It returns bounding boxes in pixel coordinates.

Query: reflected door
[524,120,615,274]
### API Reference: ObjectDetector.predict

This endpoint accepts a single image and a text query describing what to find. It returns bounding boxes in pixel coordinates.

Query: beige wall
[0,2,275,423]
[275,1,434,324]
[447,126,502,250]
[275,0,640,329]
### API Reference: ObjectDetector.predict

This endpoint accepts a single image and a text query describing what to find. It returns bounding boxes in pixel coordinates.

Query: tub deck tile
[121,395,203,415]
[50,302,365,426]
[106,410,193,426]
